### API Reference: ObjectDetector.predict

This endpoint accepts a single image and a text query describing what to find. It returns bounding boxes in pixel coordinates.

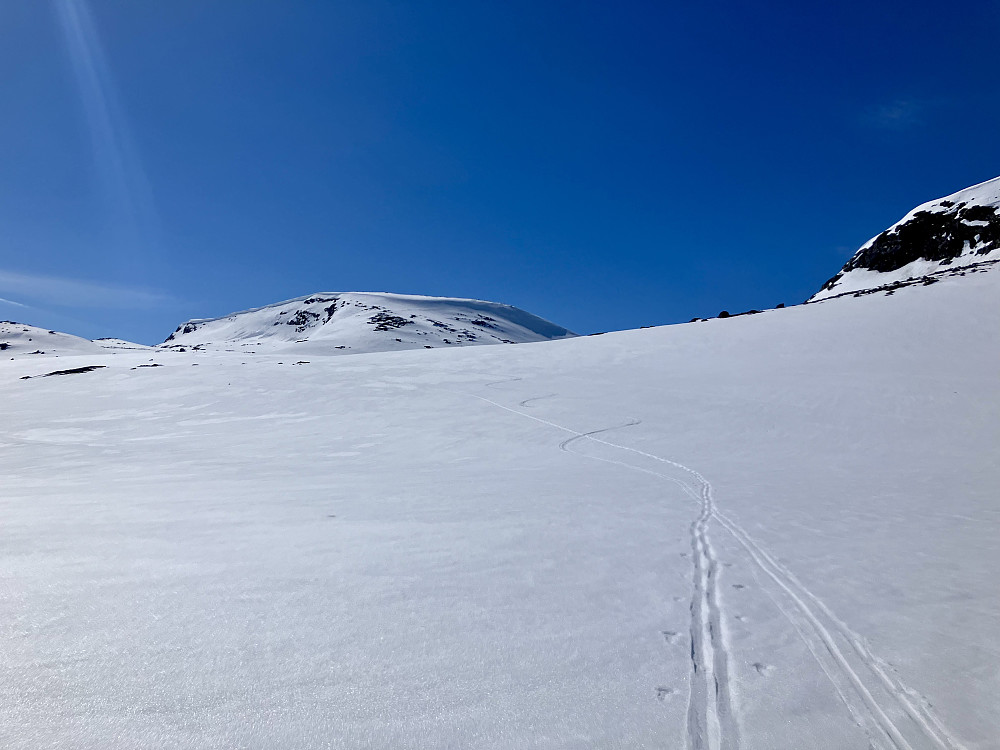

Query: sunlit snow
[2,270,998,748]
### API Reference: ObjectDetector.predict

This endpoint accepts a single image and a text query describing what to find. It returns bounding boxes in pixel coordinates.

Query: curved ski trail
[474,394,739,750]
[471,391,966,750]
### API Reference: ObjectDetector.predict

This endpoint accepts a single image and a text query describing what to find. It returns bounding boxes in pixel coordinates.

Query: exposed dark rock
[369,312,414,331]
[21,365,106,379]
[810,257,999,304]
[819,201,1000,292]
[287,310,321,331]
[164,322,198,342]
[429,319,457,332]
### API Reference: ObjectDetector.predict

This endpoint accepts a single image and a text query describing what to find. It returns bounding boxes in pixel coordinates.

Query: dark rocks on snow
[21,365,106,379]
[369,312,414,331]
[164,322,198,342]
[809,257,999,304]
[287,309,321,331]
[429,319,457,332]
[820,202,1000,292]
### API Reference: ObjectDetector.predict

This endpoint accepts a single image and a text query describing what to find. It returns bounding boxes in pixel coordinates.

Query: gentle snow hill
[159,292,576,354]
[811,175,1000,300]
[0,322,152,361]
[0,321,107,358]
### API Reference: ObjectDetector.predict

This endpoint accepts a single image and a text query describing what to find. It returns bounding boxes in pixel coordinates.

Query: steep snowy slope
[812,175,1000,300]
[160,292,575,354]
[2,265,998,749]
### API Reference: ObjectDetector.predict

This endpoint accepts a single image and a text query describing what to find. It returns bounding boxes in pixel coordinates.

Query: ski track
[474,393,738,750]
[519,393,556,408]
[484,377,523,390]
[470,391,967,750]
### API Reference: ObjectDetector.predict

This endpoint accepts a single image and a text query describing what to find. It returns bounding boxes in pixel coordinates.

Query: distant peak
[160,292,575,355]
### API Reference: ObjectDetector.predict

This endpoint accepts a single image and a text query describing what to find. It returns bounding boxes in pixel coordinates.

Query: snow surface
[812,175,1000,300]
[2,270,999,749]
[160,292,576,354]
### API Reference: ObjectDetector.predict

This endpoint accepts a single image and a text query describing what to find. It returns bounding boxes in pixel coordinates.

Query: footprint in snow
[752,662,774,676]
[655,687,675,701]
[732,583,747,590]
[661,630,681,644]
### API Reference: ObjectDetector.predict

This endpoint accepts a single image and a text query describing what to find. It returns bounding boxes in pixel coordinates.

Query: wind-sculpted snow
[1,265,998,748]
[812,175,1000,300]
[160,292,575,354]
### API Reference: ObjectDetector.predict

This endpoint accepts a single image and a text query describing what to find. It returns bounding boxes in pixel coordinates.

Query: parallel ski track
[471,391,966,750]
[474,394,739,750]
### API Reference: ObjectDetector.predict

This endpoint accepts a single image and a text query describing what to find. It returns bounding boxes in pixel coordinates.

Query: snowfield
[2,269,999,749]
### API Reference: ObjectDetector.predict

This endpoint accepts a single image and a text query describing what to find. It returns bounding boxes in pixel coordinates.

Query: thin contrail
[54,0,157,251]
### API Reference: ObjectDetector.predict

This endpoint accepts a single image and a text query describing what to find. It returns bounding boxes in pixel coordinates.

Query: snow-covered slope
[811,175,1000,300]
[0,322,153,363]
[2,264,998,749]
[0,321,107,358]
[160,292,576,353]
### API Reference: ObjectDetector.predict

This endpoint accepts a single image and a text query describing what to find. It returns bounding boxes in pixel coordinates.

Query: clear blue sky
[1,0,999,343]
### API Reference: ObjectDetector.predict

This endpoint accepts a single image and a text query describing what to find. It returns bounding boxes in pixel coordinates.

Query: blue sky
[1,0,999,343]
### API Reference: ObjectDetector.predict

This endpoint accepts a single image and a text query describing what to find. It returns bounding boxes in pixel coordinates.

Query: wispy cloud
[0,269,172,309]
[0,296,27,308]
[862,98,930,130]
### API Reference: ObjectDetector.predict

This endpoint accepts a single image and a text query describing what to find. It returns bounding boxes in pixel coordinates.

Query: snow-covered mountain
[160,292,576,354]
[811,175,1000,301]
